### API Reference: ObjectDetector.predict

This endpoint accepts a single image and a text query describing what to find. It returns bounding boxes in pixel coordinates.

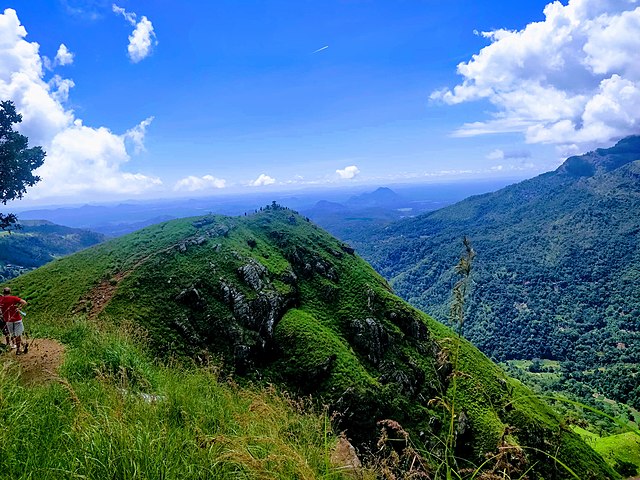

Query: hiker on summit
[0,287,28,355]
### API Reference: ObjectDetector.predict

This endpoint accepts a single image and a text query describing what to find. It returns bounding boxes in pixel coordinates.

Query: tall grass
[0,313,352,479]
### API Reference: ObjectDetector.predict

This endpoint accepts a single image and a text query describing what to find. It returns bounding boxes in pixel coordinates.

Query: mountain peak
[557,135,640,177]
[346,187,403,208]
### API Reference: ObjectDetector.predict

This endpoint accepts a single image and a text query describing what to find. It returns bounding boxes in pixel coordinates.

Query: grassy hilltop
[5,205,618,478]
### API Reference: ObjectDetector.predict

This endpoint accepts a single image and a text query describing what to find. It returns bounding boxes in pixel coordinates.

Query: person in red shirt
[0,287,27,355]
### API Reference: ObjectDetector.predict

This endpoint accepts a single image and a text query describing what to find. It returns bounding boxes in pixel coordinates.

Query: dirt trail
[2,338,65,386]
[76,242,183,319]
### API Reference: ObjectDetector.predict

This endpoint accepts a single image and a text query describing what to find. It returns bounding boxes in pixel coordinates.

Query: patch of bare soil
[331,435,363,478]
[2,338,66,386]
[74,272,127,318]
[74,244,181,318]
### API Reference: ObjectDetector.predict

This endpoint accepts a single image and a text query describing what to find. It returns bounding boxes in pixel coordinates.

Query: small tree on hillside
[0,100,46,230]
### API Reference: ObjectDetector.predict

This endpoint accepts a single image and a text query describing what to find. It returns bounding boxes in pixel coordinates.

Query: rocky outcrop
[192,217,216,228]
[176,236,208,252]
[218,259,298,369]
[286,246,338,281]
[237,260,268,291]
[387,309,429,341]
[379,358,426,396]
[349,317,390,366]
[340,244,355,255]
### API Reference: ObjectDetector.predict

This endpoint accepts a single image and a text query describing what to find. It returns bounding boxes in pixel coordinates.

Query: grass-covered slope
[574,426,640,476]
[356,136,640,411]
[0,316,346,479]
[8,205,617,478]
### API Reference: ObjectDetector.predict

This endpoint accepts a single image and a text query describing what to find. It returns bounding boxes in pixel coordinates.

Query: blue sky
[2,1,639,204]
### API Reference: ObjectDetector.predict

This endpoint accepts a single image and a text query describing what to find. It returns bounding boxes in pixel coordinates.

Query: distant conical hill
[10,205,616,478]
[357,136,640,411]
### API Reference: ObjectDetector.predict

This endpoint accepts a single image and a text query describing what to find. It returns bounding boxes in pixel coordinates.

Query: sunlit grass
[0,313,351,480]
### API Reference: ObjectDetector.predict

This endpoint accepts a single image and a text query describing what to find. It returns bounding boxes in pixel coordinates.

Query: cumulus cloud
[37,120,162,196]
[432,0,640,151]
[0,8,161,199]
[55,44,74,66]
[112,4,157,63]
[174,175,227,192]
[249,174,276,187]
[43,43,75,70]
[336,165,360,180]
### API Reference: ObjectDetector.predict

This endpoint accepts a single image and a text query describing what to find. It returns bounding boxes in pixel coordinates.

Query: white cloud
[36,121,162,196]
[43,43,75,71]
[124,116,154,154]
[128,16,156,63]
[249,174,276,187]
[112,4,136,25]
[112,4,157,63]
[0,8,160,200]
[55,44,74,66]
[49,75,75,103]
[336,165,360,179]
[174,175,226,192]
[432,0,640,151]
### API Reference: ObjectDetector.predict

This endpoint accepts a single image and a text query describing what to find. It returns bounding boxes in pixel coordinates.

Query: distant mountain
[345,186,405,208]
[8,206,615,478]
[358,136,640,410]
[305,200,349,215]
[89,215,176,237]
[303,190,408,242]
[0,220,106,280]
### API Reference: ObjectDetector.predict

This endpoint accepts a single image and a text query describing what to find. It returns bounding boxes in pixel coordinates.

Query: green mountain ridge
[7,205,617,478]
[356,136,640,412]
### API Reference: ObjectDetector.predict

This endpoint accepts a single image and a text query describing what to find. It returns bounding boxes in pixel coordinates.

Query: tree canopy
[0,100,46,230]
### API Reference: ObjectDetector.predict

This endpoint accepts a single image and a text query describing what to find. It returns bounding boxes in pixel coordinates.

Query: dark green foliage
[614,459,637,477]
[8,205,618,478]
[0,100,45,230]
[357,136,640,411]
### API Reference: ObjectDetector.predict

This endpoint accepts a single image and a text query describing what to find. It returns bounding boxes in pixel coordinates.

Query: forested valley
[354,136,640,424]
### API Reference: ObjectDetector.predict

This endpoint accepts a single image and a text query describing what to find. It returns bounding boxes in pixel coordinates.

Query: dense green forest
[355,136,640,412]
[0,220,105,281]
[6,206,618,478]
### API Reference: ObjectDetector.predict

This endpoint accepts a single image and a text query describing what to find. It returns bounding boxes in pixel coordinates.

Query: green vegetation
[0,313,350,479]
[4,205,619,478]
[0,99,46,230]
[356,136,640,416]
[574,427,640,477]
